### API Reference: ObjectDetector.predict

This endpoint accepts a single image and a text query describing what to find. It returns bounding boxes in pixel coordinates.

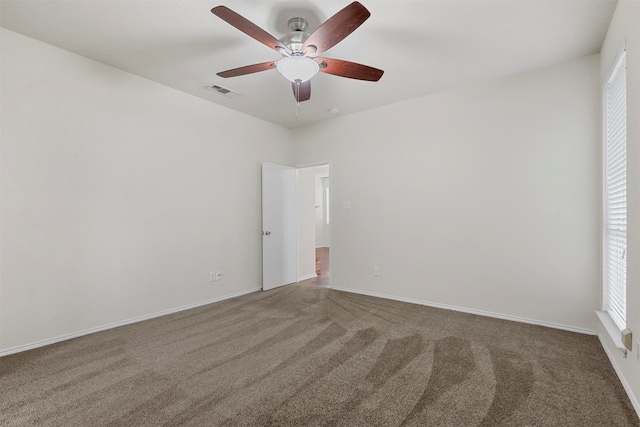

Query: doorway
[296,163,331,287]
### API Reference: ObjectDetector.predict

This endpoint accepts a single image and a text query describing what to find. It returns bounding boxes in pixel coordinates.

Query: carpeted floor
[1,284,638,426]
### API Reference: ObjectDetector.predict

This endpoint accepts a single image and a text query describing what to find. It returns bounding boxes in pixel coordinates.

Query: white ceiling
[0,0,616,129]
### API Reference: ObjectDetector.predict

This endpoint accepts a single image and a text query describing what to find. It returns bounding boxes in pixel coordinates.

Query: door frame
[295,160,332,288]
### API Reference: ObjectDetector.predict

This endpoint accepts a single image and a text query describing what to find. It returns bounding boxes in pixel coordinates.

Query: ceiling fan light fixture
[276,56,319,83]
[211,2,382,104]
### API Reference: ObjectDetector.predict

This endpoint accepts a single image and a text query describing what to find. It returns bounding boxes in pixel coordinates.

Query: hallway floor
[302,247,330,287]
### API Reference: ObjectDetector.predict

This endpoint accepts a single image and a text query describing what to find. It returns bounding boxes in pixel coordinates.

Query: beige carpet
[1,284,638,426]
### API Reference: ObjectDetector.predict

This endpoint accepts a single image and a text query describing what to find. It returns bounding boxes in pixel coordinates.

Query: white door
[262,162,297,291]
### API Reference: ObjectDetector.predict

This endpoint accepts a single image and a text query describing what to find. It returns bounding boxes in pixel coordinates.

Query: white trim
[604,44,627,87]
[331,286,598,335]
[596,310,626,354]
[295,160,332,289]
[0,287,261,357]
[294,159,332,169]
[327,162,332,289]
[598,332,640,417]
[295,168,300,284]
[298,273,318,281]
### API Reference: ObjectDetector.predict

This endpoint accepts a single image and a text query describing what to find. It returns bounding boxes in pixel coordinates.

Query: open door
[262,162,297,291]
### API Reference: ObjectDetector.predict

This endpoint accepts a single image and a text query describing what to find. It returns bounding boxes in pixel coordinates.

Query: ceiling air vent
[205,84,241,98]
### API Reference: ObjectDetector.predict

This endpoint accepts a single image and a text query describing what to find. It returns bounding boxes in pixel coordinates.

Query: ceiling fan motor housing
[279,17,311,54]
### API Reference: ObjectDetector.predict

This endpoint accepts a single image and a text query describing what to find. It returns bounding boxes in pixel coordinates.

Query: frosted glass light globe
[276,56,320,83]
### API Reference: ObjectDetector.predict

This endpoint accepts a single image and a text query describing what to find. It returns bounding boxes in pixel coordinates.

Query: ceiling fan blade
[302,2,370,57]
[211,6,289,55]
[217,61,277,78]
[292,80,311,102]
[317,58,383,81]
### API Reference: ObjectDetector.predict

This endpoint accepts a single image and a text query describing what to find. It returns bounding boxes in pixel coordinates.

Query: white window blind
[604,49,627,331]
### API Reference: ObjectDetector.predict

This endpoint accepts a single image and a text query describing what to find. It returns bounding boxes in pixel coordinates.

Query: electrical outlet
[373,267,380,277]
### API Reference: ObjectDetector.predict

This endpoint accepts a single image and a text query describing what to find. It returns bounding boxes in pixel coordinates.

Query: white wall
[297,167,316,280]
[0,24,612,371]
[315,166,330,248]
[0,29,291,352]
[598,0,640,412]
[293,54,601,331]
[1,21,633,413]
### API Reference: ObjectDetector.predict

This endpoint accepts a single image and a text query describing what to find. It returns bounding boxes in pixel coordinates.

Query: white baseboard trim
[597,333,640,417]
[331,286,598,336]
[298,273,318,282]
[0,287,261,357]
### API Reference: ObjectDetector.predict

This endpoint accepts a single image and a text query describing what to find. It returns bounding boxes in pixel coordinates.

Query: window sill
[596,311,627,356]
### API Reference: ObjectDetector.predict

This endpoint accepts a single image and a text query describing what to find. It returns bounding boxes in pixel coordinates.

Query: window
[603,49,627,331]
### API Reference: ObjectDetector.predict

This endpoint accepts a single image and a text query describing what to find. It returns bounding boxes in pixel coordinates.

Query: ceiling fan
[211,2,384,103]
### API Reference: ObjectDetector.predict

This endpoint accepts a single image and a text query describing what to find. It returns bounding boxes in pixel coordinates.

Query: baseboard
[331,286,598,336]
[0,287,261,357]
[598,333,640,417]
[298,273,318,281]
